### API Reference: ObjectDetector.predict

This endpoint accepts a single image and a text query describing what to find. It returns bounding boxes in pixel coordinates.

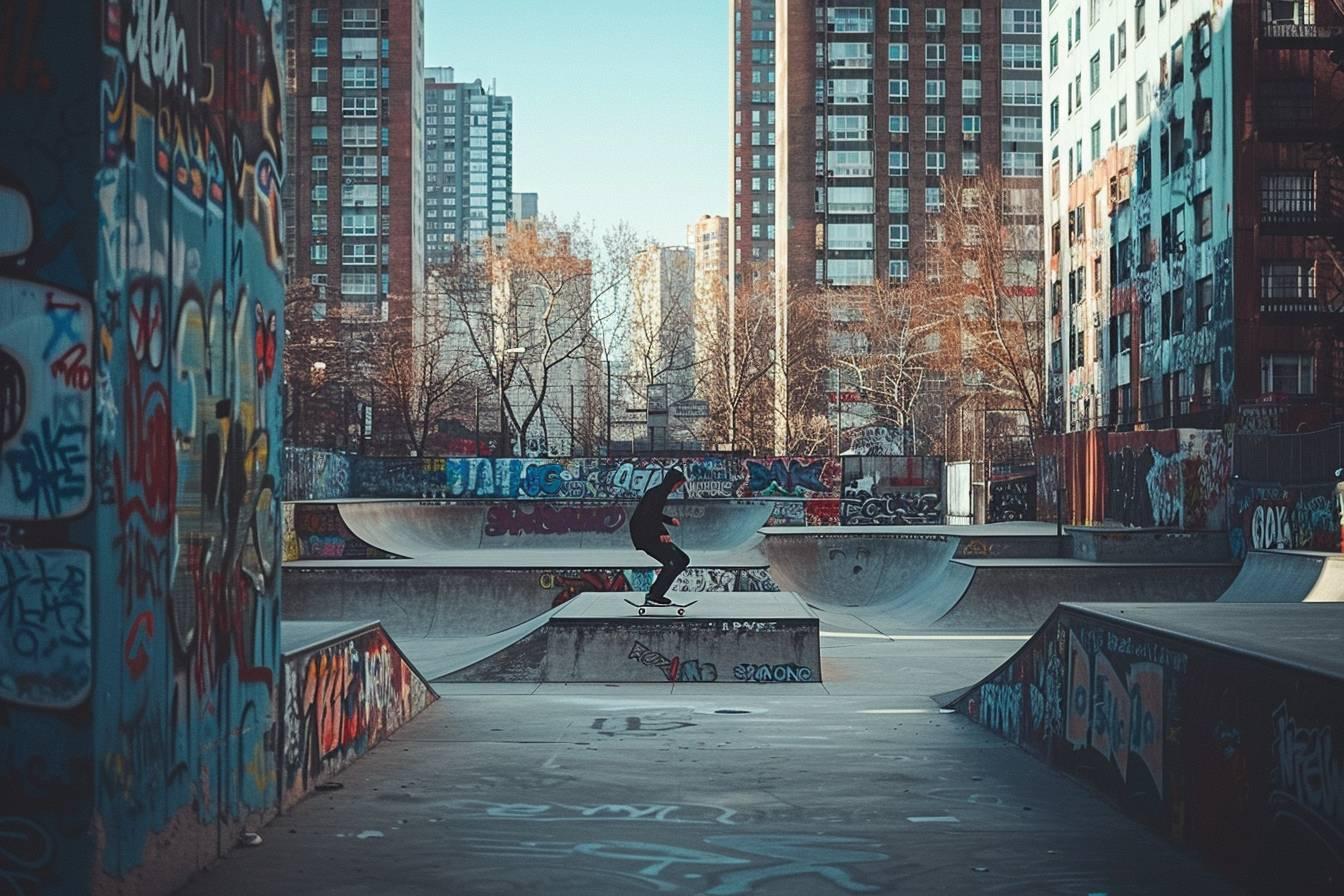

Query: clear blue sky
[425,0,728,247]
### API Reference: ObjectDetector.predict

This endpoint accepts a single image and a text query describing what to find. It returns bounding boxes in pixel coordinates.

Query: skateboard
[624,599,698,617]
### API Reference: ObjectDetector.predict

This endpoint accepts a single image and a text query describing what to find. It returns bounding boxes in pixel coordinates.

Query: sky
[424,0,728,247]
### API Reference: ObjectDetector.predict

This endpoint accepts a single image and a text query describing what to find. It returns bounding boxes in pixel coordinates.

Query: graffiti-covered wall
[954,605,1344,889]
[1036,428,1231,532]
[281,626,435,810]
[0,1,286,892]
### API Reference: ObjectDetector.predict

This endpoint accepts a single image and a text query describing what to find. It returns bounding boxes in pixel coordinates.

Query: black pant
[638,540,690,600]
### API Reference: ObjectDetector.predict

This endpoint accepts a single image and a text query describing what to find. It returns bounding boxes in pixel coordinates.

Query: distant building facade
[512,192,539,222]
[630,245,698,407]
[730,0,779,288]
[424,66,513,265]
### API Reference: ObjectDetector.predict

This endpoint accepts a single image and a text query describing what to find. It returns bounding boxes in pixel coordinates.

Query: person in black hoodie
[629,468,689,605]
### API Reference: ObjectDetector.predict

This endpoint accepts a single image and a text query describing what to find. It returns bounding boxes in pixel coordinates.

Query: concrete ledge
[1066,526,1231,562]
[440,592,821,684]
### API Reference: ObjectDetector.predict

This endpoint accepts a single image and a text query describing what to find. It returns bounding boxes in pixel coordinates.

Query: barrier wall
[280,449,949,527]
[280,625,436,811]
[952,605,1344,890]
[1,2,286,892]
[1037,429,1232,531]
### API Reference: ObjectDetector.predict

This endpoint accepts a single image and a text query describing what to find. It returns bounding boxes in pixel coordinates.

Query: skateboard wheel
[677,608,685,616]
[638,607,646,615]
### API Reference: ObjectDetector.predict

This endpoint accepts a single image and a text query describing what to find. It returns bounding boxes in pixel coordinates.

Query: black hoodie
[628,470,686,549]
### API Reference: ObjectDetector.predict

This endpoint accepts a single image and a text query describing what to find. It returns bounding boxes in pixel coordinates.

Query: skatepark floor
[179,634,1241,896]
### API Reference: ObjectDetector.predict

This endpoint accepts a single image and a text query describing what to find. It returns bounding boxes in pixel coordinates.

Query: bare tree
[431,217,637,456]
[933,167,1048,442]
[283,281,375,450]
[367,298,485,456]
[693,263,777,452]
[624,246,698,418]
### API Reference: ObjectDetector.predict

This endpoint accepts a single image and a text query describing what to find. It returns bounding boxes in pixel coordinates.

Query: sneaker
[645,594,673,606]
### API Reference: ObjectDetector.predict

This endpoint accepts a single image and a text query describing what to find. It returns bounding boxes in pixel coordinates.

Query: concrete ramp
[440,592,820,684]
[279,621,437,809]
[944,602,1344,890]
[1218,549,1344,603]
[336,498,775,556]
[764,526,1229,632]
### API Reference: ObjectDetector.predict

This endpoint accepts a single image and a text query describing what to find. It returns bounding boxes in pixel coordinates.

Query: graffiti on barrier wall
[0,549,92,708]
[289,503,396,561]
[627,640,718,682]
[1229,483,1340,559]
[282,628,435,808]
[484,502,626,538]
[989,477,1036,523]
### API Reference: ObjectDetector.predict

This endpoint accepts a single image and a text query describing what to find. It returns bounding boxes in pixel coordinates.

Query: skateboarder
[630,468,689,606]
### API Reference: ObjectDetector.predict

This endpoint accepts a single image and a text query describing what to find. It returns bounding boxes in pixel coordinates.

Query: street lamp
[498,346,525,457]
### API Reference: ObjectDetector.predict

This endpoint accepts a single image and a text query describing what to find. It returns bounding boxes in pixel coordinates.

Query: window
[341,213,377,236]
[925,79,947,101]
[927,151,947,172]
[1118,97,1128,135]
[889,42,909,62]
[1003,8,1041,33]
[827,222,874,250]
[310,154,328,171]
[311,96,327,113]
[827,42,873,67]
[342,243,378,265]
[310,124,328,143]
[342,66,377,89]
[1171,39,1184,84]
[1049,36,1059,70]
[340,272,378,296]
[889,187,910,212]
[312,36,328,57]
[1135,76,1149,119]
[1139,224,1153,269]
[1136,0,1146,41]
[963,114,982,135]
[1261,172,1315,222]
[890,6,909,30]
[827,6,874,32]
[926,115,946,137]
[1003,80,1042,106]
[1003,151,1043,177]
[1002,44,1041,69]
[1195,276,1214,325]
[926,43,946,65]
[343,8,379,29]
[926,186,944,211]
[310,244,327,263]
[962,7,981,32]
[889,114,910,133]
[311,7,328,24]
[310,214,327,234]
[1137,136,1151,192]
[1261,262,1316,311]
[1261,353,1314,395]
[827,114,870,140]
[1118,23,1128,61]
[311,184,327,202]
[889,259,911,282]
[311,66,327,85]
[343,96,378,117]
[1195,189,1215,240]
[926,7,946,31]
[1090,122,1101,161]
[1192,16,1212,71]
[889,151,910,174]
[1004,115,1042,142]
[1090,53,1101,93]
[889,79,910,102]
[962,152,981,175]
[962,79,982,103]
[963,43,981,63]
[1194,98,1213,158]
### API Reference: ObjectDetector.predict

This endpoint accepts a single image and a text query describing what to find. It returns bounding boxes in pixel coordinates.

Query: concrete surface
[179,632,1241,895]
[440,592,821,685]
[1217,549,1344,603]
[1066,527,1232,562]
[1077,601,1344,679]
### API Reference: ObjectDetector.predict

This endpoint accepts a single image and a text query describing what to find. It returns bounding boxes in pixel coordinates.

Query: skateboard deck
[624,599,699,617]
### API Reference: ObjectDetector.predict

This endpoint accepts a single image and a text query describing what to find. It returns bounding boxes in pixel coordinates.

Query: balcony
[1260,1,1344,47]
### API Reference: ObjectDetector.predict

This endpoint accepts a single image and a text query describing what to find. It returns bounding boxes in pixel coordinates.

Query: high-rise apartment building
[689,215,732,385]
[1044,0,1343,434]
[772,1,1044,449]
[730,0,779,288]
[284,0,425,315]
[424,67,513,264]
